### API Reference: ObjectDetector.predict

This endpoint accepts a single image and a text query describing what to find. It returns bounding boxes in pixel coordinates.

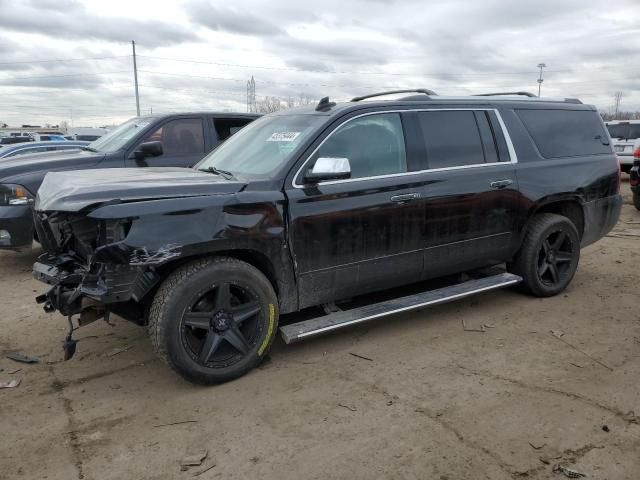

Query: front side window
[416,111,487,169]
[310,113,407,179]
[139,118,205,157]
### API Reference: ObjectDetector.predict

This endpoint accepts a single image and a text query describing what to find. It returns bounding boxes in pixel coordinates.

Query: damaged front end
[32,210,164,358]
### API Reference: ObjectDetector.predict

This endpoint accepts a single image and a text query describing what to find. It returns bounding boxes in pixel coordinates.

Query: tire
[633,192,640,211]
[621,164,632,174]
[149,256,278,384]
[508,213,580,297]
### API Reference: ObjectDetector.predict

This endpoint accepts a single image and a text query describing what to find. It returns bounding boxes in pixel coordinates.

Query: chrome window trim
[292,108,518,189]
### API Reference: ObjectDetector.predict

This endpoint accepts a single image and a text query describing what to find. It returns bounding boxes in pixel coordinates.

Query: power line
[0,55,131,66]
[138,55,573,77]
[0,71,130,81]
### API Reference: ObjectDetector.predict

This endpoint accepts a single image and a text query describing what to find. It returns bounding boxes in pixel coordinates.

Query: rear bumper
[0,205,33,248]
[580,194,622,248]
[617,154,634,166]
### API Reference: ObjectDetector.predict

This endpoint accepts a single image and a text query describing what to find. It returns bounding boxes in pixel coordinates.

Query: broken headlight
[0,184,33,206]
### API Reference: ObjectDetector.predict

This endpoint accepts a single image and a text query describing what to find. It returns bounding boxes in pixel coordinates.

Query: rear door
[286,112,427,309]
[126,116,206,168]
[407,109,520,279]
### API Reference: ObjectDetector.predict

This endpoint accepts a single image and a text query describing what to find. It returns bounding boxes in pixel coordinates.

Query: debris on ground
[6,352,39,364]
[483,323,496,329]
[7,368,21,375]
[0,379,21,389]
[349,352,373,362]
[153,420,199,428]
[180,450,208,471]
[569,362,584,368]
[461,318,485,332]
[528,442,546,450]
[337,403,357,412]
[192,464,216,476]
[106,345,132,357]
[602,425,610,432]
[623,411,639,424]
[549,330,613,371]
[553,464,587,478]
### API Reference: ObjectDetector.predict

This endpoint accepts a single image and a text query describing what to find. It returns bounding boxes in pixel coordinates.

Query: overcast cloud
[0,0,638,126]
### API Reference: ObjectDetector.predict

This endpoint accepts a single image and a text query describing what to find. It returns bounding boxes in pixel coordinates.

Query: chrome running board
[280,272,522,344]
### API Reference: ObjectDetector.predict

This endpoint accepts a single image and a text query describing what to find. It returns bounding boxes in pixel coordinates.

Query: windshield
[196,114,324,178]
[87,117,153,152]
[607,123,640,140]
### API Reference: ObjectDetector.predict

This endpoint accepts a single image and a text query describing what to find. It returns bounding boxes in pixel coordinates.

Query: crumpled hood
[36,167,246,212]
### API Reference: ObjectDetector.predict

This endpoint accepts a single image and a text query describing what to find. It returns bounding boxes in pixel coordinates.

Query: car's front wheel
[149,256,278,384]
[509,213,580,297]
[633,192,640,211]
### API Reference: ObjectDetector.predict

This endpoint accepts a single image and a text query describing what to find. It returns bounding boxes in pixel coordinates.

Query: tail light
[634,147,640,160]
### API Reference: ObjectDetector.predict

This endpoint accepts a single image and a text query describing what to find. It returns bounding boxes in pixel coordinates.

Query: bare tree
[613,91,623,119]
[256,96,284,114]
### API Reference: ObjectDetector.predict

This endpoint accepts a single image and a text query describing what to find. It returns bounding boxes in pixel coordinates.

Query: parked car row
[12,91,621,385]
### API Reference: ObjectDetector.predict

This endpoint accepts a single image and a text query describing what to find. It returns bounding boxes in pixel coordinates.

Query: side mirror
[304,157,351,183]
[133,141,163,160]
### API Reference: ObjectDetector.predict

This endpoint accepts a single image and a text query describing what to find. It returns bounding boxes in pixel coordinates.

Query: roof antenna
[316,96,336,112]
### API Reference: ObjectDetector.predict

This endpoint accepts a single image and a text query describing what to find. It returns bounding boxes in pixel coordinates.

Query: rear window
[607,122,640,140]
[517,109,611,158]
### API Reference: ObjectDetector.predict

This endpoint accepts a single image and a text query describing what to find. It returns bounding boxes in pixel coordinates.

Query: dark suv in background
[0,112,259,248]
[31,90,621,384]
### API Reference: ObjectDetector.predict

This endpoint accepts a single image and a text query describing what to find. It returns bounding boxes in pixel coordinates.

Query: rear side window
[416,111,490,169]
[517,109,610,158]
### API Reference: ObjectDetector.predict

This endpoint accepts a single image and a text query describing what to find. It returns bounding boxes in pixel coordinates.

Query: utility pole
[132,40,140,117]
[537,63,546,97]
[613,91,623,119]
[246,76,256,113]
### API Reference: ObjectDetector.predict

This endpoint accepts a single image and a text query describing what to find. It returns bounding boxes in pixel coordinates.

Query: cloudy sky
[0,0,639,127]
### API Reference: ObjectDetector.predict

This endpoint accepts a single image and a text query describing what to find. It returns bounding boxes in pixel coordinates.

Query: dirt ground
[0,179,638,480]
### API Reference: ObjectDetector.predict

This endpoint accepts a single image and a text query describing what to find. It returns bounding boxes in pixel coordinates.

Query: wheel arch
[153,248,298,313]
[524,197,585,241]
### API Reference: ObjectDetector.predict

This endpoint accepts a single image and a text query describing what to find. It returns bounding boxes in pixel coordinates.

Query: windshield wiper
[198,166,235,179]
[81,146,98,152]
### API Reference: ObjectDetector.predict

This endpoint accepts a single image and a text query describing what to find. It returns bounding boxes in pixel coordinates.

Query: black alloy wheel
[149,257,278,384]
[536,229,575,287]
[181,282,261,368]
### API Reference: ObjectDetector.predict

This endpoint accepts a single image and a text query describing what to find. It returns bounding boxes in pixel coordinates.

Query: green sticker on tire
[258,303,275,356]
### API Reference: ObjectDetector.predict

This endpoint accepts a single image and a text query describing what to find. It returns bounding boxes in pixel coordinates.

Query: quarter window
[517,109,611,158]
[416,111,487,169]
[312,113,407,179]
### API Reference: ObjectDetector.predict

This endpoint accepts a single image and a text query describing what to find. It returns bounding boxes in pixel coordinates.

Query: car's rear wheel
[149,257,278,384]
[633,192,640,211]
[509,213,580,297]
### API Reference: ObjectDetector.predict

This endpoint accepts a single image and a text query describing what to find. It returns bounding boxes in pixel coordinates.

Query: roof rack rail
[474,91,537,98]
[351,89,437,102]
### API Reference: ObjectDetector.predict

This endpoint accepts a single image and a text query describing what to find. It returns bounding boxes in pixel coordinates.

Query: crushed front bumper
[33,255,161,320]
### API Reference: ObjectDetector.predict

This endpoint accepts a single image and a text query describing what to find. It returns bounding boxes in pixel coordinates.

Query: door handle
[490,179,513,189]
[390,193,421,203]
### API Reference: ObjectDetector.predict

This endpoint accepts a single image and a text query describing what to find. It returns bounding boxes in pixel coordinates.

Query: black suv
[0,112,258,248]
[31,90,622,384]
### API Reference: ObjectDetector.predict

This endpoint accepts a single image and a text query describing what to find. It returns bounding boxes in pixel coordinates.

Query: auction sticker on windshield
[267,132,300,142]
